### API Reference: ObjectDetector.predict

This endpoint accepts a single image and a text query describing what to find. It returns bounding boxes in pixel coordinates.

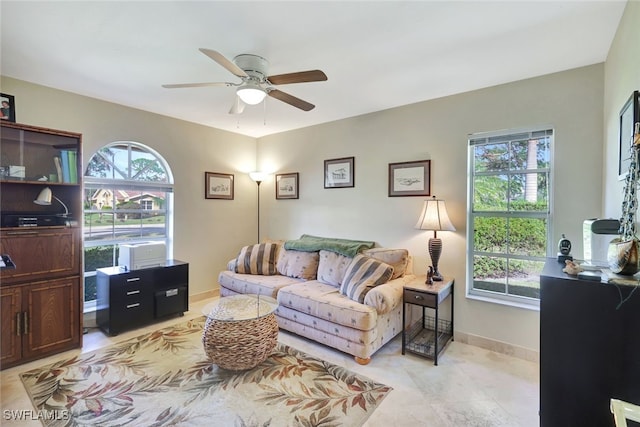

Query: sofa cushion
[276,305,379,344]
[277,281,378,331]
[340,255,394,304]
[362,248,409,279]
[277,248,319,280]
[316,250,352,288]
[364,276,405,314]
[235,243,278,275]
[218,270,303,299]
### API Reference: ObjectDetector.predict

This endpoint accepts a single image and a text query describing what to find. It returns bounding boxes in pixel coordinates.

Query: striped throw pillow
[236,243,278,275]
[340,254,394,303]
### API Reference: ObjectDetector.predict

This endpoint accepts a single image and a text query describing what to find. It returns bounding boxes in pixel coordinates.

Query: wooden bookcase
[0,122,83,369]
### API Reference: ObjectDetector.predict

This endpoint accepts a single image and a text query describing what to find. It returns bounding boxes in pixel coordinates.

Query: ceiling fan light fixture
[237,83,266,105]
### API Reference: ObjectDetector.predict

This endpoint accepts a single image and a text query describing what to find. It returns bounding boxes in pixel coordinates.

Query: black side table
[402,276,454,365]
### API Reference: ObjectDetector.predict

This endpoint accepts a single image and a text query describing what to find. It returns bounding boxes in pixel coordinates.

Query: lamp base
[428,237,444,282]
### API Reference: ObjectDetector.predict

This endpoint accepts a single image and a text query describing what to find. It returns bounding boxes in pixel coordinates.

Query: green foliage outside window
[469,131,552,303]
[83,246,119,302]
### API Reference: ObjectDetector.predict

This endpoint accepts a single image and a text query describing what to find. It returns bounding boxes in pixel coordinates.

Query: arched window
[83,142,174,306]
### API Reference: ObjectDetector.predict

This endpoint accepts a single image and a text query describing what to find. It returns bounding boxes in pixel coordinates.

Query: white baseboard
[189,289,219,303]
[455,331,539,363]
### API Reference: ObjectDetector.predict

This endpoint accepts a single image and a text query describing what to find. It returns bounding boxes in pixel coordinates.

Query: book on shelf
[60,151,70,182]
[53,156,63,183]
[69,151,77,183]
[58,150,77,183]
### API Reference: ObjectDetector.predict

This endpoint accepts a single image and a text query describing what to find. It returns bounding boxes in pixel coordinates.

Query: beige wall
[258,64,605,355]
[0,76,258,297]
[604,1,640,219]
[6,1,634,353]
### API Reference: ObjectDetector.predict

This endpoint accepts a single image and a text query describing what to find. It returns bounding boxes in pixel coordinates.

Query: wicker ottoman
[202,294,279,371]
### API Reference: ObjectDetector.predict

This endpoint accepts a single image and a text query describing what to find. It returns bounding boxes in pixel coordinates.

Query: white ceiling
[0,1,627,138]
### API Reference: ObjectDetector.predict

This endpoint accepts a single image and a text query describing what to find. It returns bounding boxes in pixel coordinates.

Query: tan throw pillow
[277,248,319,280]
[235,243,278,275]
[316,250,352,287]
[362,248,409,279]
[340,254,394,304]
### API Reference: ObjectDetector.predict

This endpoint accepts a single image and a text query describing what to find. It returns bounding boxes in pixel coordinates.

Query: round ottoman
[202,294,279,371]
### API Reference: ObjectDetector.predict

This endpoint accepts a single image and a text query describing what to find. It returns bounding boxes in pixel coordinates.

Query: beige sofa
[218,235,414,364]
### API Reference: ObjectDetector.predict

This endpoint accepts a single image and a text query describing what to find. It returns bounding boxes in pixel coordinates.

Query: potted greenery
[609,123,640,275]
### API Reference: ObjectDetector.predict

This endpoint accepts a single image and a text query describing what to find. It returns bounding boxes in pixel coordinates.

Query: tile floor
[1,297,539,426]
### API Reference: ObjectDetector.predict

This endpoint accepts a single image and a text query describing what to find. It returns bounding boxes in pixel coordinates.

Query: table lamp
[34,187,69,217]
[415,196,455,282]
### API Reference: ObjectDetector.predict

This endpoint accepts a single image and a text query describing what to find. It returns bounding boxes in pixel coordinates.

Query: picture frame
[618,90,640,180]
[205,172,234,200]
[388,159,431,197]
[0,93,16,122]
[324,157,354,188]
[276,172,299,199]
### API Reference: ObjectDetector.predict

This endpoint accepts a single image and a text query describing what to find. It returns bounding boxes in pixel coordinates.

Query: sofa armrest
[364,274,417,314]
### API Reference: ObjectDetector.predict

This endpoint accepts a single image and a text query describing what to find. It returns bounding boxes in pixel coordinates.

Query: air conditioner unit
[118,242,166,270]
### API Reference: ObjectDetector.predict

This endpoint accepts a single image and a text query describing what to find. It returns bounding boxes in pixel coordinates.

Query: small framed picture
[0,93,16,122]
[388,159,431,197]
[324,157,354,188]
[276,172,299,199]
[205,172,234,200]
[618,90,640,180]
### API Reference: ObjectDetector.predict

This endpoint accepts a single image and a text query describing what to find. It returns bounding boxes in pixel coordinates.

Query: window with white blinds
[467,128,553,308]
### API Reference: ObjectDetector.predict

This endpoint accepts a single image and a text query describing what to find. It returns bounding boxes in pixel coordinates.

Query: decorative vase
[608,237,639,275]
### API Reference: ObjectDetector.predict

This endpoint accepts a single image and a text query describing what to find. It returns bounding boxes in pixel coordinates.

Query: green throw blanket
[284,234,375,258]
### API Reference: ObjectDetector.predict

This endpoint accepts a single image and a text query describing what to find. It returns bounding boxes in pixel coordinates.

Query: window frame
[83,141,174,308]
[466,127,554,309]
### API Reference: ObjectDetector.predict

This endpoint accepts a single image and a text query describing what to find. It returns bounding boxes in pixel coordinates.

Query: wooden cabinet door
[0,227,80,285]
[21,277,81,361]
[0,286,22,367]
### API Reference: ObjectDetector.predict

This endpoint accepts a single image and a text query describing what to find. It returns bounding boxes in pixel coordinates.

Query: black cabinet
[540,259,640,427]
[96,260,188,335]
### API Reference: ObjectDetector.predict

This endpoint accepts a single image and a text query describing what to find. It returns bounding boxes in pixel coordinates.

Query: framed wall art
[618,90,639,180]
[276,172,299,199]
[205,172,234,200]
[324,157,354,188]
[0,93,16,122]
[388,159,431,197]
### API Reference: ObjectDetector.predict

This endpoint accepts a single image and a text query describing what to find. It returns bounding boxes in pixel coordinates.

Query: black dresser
[96,260,189,335]
[540,259,640,427]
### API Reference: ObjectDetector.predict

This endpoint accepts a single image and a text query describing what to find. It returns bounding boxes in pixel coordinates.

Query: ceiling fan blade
[162,82,235,89]
[229,97,246,114]
[267,70,328,85]
[199,48,248,78]
[268,89,315,111]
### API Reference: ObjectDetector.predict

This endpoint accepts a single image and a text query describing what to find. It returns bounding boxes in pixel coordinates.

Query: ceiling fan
[162,48,327,114]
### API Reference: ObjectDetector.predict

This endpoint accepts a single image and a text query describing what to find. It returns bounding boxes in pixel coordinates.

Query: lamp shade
[34,187,53,205]
[33,187,69,217]
[249,171,268,183]
[415,196,456,231]
[237,83,266,105]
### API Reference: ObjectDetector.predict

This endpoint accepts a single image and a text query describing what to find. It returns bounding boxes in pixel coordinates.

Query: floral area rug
[20,316,391,426]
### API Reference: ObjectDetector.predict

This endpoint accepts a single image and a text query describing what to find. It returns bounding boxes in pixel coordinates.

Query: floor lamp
[415,196,456,282]
[249,172,268,243]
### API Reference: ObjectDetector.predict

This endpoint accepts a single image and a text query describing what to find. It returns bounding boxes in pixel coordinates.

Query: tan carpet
[20,316,391,426]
